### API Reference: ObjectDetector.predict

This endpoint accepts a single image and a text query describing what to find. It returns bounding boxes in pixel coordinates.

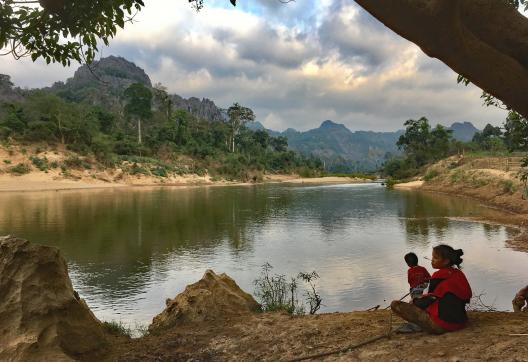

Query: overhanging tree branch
[354,0,528,118]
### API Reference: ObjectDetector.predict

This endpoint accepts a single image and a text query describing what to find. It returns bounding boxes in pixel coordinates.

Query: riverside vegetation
[0,61,323,182]
[383,112,528,194]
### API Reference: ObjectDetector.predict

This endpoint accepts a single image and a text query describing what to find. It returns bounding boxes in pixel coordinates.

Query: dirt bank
[414,155,528,251]
[103,311,528,362]
[2,237,526,362]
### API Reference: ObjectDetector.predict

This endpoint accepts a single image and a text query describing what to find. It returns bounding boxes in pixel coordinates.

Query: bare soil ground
[99,311,528,362]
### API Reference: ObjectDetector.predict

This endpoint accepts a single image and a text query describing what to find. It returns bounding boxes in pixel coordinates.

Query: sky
[0,0,511,132]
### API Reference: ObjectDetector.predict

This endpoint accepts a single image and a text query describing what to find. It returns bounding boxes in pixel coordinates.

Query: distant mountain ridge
[248,120,404,172]
[248,120,481,172]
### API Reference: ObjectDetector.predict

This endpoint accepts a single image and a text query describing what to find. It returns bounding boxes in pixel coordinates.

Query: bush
[63,155,91,170]
[49,160,59,169]
[29,156,49,171]
[253,263,323,316]
[423,169,440,181]
[253,263,303,315]
[385,178,397,189]
[499,179,516,194]
[3,159,11,164]
[130,163,148,175]
[150,166,168,177]
[9,163,31,175]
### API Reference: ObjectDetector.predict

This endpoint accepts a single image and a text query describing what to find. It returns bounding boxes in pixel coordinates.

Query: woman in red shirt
[392,245,472,334]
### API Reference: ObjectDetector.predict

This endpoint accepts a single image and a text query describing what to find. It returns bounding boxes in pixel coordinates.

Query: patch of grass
[450,169,464,184]
[3,159,11,164]
[49,160,59,169]
[29,156,49,171]
[9,163,31,175]
[103,321,132,338]
[423,169,440,181]
[499,179,516,194]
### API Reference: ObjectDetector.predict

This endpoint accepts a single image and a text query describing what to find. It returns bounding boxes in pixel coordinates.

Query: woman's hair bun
[455,249,464,257]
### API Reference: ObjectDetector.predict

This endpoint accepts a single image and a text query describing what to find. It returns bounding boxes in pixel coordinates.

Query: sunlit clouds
[0,0,508,131]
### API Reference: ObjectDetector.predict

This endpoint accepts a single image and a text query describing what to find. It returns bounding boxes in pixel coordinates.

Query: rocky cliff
[48,56,225,122]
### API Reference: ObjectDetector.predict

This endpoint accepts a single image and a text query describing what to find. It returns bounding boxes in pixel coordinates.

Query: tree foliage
[0,0,145,65]
[0,84,322,180]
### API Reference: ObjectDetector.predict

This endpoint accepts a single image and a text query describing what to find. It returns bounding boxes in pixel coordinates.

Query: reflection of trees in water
[396,191,505,244]
[0,186,294,296]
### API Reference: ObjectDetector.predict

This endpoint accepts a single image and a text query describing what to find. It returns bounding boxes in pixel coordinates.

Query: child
[512,285,528,312]
[392,245,473,334]
[405,252,431,300]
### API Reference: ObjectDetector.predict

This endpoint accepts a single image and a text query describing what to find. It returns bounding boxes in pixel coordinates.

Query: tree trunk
[354,0,528,118]
[138,119,142,145]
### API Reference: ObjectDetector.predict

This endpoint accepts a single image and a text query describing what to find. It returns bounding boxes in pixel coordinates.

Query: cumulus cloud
[0,0,509,131]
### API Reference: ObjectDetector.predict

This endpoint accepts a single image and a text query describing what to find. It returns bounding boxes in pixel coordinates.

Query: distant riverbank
[0,171,374,193]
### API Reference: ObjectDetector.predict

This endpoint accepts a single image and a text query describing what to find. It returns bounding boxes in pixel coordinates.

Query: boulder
[149,270,260,331]
[0,236,107,361]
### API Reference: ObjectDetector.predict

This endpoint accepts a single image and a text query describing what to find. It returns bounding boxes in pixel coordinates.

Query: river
[0,183,525,327]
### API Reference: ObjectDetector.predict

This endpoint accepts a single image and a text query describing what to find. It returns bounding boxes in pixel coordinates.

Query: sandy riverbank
[393,180,424,189]
[0,172,374,193]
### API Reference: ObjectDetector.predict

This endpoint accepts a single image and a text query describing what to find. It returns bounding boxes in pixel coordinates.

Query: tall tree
[124,83,152,144]
[226,103,255,153]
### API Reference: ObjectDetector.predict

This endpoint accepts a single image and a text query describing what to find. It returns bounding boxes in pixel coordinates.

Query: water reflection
[0,184,525,324]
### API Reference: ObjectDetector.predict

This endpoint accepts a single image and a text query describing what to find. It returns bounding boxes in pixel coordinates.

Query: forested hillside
[0,57,322,181]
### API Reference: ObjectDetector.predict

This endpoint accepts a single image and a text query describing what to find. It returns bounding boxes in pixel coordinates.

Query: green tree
[429,125,453,160]
[504,111,528,151]
[124,83,152,145]
[396,117,431,166]
[226,103,255,153]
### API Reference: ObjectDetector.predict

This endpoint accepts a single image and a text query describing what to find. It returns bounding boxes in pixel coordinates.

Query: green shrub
[253,263,303,315]
[423,169,440,181]
[3,159,11,164]
[385,178,397,189]
[63,156,91,170]
[29,156,49,171]
[499,179,516,194]
[102,321,132,338]
[130,163,148,175]
[9,163,31,175]
[150,166,168,177]
[49,160,59,169]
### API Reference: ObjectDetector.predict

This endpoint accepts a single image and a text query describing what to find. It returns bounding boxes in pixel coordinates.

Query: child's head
[404,252,418,267]
[431,244,464,269]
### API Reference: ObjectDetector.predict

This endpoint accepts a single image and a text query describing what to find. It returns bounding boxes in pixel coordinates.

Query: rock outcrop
[149,270,260,332]
[0,236,107,361]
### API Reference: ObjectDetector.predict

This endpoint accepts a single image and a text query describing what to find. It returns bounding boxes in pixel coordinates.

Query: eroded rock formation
[149,270,260,332]
[0,236,107,361]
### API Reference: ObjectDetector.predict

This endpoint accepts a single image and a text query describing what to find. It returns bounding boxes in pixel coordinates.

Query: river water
[0,183,526,326]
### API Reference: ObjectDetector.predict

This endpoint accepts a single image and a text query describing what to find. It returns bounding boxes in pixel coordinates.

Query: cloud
[0,0,510,131]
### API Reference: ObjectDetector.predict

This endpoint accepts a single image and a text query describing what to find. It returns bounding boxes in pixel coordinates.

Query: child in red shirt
[405,252,431,300]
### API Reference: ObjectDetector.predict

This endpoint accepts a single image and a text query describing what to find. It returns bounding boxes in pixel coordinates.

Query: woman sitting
[391,244,472,334]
